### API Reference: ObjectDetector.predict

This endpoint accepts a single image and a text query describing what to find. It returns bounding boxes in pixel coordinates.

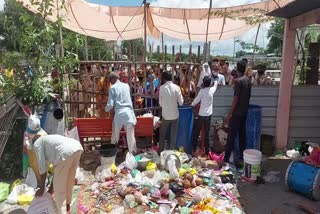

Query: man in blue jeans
[191,76,218,155]
[224,60,251,168]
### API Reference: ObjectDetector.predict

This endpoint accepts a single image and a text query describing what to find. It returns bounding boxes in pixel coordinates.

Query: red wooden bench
[74,117,154,147]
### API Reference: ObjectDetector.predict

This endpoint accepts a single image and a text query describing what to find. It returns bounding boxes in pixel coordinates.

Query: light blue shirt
[211,74,226,86]
[105,80,137,127]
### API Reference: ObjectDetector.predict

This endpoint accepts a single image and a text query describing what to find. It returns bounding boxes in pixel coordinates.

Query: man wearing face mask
[253,64,272,86]
[211,62,226,86]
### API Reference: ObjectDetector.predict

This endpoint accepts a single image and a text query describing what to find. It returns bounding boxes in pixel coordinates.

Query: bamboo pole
[172,45,175,62]
[252,24,261,66]
[143,0,147,63]
[204,0,212,62]
[165,45,167,63]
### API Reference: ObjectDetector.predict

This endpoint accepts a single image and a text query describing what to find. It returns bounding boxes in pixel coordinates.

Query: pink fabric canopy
[17,0,291,42]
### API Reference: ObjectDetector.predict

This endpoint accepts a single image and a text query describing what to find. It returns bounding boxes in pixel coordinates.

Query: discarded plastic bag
[0,183,9,202]
[263,171,281,183]
[125,152,137,170]
[76,167,85,182]
[7,185,19,204]
[168,159,179,178]
[304,147,320,167]
[10,179,22,193]
[159,204,170,214]
[27,193,58,214]
[146,162,157,171]
[208,152,224,162]
[25,167,37,189]
[109,206,125,214]
[18,194,34,205]
[286,149,301,160]
[66,127,80,141]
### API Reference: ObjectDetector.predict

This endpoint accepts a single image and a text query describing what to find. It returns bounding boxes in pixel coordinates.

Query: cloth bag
[27,193,58,214]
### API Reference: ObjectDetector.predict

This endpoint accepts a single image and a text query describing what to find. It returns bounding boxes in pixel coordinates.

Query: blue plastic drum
[245,104,262,150]
[285,161,320,200]
[176,106,194,154]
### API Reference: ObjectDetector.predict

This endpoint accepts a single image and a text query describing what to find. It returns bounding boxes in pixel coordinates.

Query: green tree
[0,0,80,106]
[121,39,144,59]
[266,18,284,56]
[235,39,264,54]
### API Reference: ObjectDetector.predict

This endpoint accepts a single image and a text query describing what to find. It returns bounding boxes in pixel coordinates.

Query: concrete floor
[1,158,319,214]
[237,158,319,214]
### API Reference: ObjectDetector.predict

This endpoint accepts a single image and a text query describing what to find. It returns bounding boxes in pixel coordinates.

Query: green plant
[0,0,81,106]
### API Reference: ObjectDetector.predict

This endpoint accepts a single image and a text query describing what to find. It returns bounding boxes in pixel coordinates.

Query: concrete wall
[210,86,320,148]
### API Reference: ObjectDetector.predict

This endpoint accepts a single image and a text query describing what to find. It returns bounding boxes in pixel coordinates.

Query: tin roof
[267,0,320,18]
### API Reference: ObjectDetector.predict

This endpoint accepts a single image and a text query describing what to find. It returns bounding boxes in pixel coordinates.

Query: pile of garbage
[286,141,320,167]
[82,150,244,214]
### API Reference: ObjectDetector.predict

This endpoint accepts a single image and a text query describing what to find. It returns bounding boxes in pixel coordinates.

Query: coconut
[184,172,193,182]
[183,179,191,188]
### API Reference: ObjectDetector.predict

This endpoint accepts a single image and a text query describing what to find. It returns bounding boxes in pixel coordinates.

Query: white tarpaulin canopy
[17,0,291,42]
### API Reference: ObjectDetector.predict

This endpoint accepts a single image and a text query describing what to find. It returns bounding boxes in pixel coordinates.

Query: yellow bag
[48,164,54,175]
[18,194,34,205]
[110,163,118,174]
[10,179,22,193]
[146,162,157,171]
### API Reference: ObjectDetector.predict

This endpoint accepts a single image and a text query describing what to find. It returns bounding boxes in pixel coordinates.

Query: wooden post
[251,24,261,66]
[203,0,212,62]
[84,37,89,61]
[197,45,201,62]
[172,45,175,63]
[149,44,152,62]
[128,42,132,61]
[164,45,167,63]
[275,19,296,149]
[128,64,132,95]
[189,45,192,62]
[143,0,147,63]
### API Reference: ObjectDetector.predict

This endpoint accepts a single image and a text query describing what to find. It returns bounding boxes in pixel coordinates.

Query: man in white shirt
[211,62,226,86]
[26,131,83,213]
[105,72,137,153]
[191,76,218,155]
[197,62,211,89]
[159,71,184,153]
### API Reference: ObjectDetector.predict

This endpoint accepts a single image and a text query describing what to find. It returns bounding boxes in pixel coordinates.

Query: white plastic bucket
[243,149,262,181]
[100,156,116,167]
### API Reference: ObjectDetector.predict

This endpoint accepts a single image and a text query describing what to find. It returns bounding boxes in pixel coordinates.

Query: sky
[0,0,4,11]
[0,0,271,56]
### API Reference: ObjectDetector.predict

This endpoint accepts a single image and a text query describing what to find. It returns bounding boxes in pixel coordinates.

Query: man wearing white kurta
[30,134,83,214]
[105,72,137,153]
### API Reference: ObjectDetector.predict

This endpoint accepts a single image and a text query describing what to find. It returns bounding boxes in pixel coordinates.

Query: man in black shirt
[224,60,251,167]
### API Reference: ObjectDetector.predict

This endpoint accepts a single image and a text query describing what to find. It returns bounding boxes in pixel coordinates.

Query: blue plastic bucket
[176,106,194,154]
